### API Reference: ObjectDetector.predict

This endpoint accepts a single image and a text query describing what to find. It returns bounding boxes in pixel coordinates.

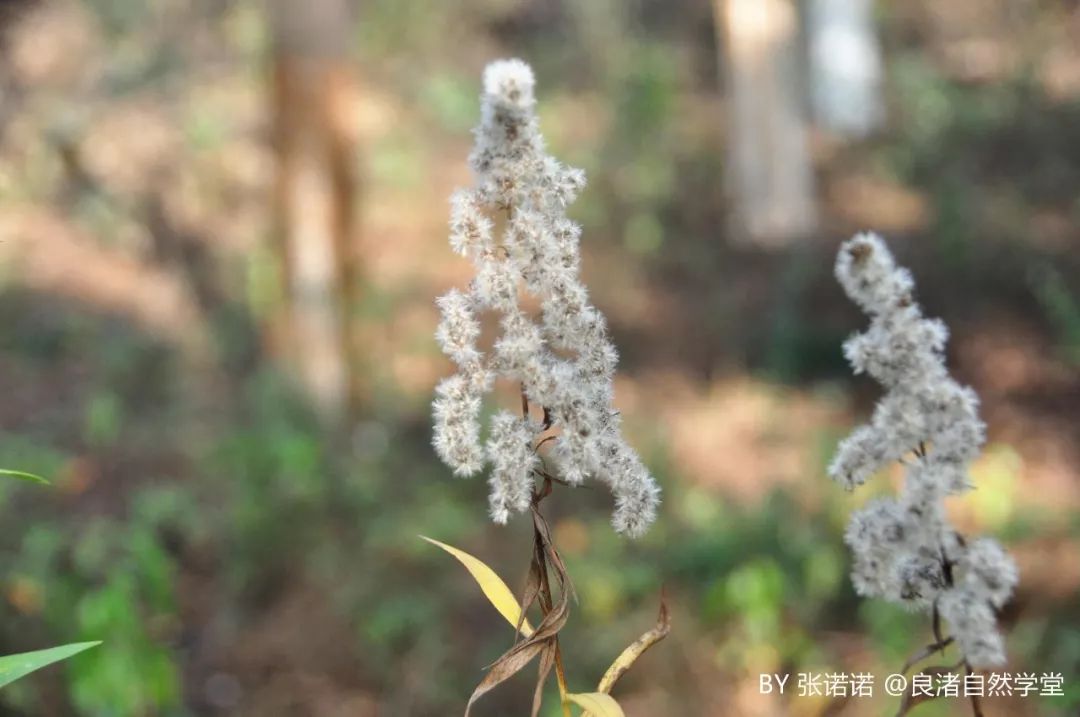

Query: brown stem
[537,503,571,716]
[966,663,985,717]
[554,643,572,717]
[932,602,945,646]
[519,384,585,716]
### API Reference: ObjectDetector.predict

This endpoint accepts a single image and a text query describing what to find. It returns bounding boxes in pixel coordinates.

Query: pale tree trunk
[807,0,884,137]
[268,0,360,423]
[714,0,818,245]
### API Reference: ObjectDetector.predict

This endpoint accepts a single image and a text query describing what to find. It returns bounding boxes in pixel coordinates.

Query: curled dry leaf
[420,535,534,636]
[531,640,557,717]
[465,639,549,717]
[597,591,671,694]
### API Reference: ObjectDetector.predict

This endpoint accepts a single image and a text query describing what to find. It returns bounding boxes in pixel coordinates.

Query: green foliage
[83,392,123,449]
[369,130,428,190]
[211,374,333,589]
[421,72,480,132]
[612,43,678,144]
[763,249,851,382]
[887,53,1080,267]
[13,486,188,716]
[0,470,97,695]
[70,572,178,714]
[357,0,458,63]
[1032,266,1080,365]
[83,0,153,39]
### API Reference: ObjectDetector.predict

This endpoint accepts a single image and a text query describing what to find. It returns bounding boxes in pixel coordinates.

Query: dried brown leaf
[465,639,548,717]
[515,555,543,645]
[467,503,574,716]
[531,640,557,717]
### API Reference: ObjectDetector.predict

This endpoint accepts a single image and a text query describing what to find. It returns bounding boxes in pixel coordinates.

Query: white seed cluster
[830,233,1018,667]
[432,59,660,537]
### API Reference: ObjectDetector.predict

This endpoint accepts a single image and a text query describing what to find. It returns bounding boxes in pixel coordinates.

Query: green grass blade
[0,469,49,485]
[0,642,101,688]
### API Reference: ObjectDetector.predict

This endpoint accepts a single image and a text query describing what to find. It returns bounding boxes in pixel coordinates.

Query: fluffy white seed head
[432,59,660,535]
[432,375,485,477]
[486,411,539,524]
[434,289,481,365]
[830,232,1017,667]
[482,59,535,113]
[449,190,493,258]
[958,538,1018,610]
[939,587,1008,668]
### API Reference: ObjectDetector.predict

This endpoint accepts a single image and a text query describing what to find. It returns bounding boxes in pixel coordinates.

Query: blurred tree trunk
[714,0,817,245]
[268,0,361,423]
[807,0,884,137]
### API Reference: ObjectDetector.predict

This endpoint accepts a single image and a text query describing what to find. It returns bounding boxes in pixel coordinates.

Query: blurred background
[0,0,1077,715]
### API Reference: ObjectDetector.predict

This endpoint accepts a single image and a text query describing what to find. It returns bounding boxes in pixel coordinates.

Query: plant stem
[523,381,572,716]
[554,642,572,717]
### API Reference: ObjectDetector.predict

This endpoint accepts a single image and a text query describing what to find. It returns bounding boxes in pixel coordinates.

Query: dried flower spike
[830,232,1018,668]
[432,59,660,537]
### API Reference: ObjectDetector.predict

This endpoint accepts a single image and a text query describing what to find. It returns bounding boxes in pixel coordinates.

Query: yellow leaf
[566,692,624,717]
[598,592,670,693]
[420,536,533,637]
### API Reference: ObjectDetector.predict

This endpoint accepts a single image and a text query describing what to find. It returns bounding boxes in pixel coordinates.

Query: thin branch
[534,435,557,453]
[901,637,955,675]
[932,602,945,647]
[553,643,572,717]
[535,469,572,487]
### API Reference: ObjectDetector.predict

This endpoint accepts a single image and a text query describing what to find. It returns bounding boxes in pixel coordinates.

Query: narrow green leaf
[0,642,101,689]
[0,469,49,485]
